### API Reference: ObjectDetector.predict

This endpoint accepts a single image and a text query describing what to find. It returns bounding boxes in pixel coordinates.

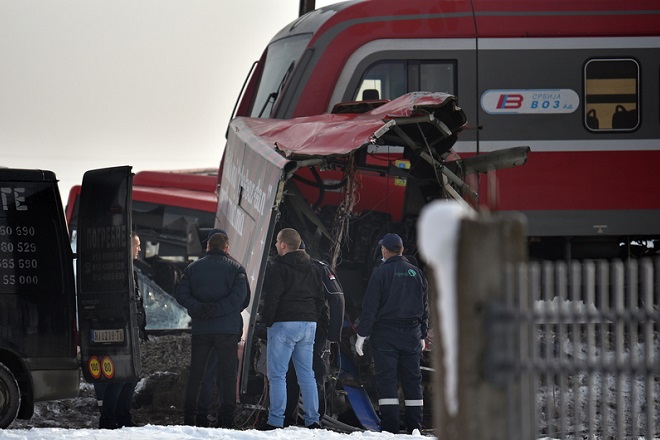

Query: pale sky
[0,0,335,204]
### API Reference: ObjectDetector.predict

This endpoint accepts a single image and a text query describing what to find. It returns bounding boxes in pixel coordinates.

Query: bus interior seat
[586,109,599,129]
[153,261,182,295]
[611,104,637,129]
[362,89,380,100]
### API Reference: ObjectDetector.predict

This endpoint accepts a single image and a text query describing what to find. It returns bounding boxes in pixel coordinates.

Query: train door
[76,166,142,384]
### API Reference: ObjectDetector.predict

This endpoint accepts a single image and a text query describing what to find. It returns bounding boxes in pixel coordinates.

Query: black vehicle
[0,168,79,428]
[0,166,142,428]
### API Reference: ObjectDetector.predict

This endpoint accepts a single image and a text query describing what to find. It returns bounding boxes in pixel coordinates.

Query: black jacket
[134,269,148,341]
[175,249,248,335]
[261,250,325,327]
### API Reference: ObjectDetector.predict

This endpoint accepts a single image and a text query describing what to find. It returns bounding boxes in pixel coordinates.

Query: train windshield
[250,34,311,118]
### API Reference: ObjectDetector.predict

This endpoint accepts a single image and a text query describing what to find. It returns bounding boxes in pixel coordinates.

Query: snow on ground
[3,425,431,440]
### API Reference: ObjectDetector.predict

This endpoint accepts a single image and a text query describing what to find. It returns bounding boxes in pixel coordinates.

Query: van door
[0,168,79,427]
[76,166,141,383]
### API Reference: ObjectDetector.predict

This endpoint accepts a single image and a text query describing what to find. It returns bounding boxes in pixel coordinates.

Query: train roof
[269,0,660,44]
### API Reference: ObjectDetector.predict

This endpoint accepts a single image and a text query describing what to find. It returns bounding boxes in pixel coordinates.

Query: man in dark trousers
[175,230,248,428]
[355,233,429,434]
[95,231,148,429]
[261,228,325,429]
[195,229,252,427]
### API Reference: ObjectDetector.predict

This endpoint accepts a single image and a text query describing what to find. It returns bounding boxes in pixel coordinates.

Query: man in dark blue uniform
[355,233,429,434]
[175,230,248,429]
[193,229,251,427]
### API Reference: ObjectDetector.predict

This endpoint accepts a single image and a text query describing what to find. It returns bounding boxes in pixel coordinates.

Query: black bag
[313,260,345,342]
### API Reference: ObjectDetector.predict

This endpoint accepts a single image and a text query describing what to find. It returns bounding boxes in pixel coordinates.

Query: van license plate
[91,329,124,343]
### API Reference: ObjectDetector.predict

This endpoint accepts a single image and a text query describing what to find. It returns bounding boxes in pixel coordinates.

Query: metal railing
[496,258,660,439]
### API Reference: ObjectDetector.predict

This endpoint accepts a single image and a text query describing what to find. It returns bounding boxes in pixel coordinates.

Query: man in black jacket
[175,230,247,428]
[355,233,429,434]
[284,242,344,426]
[261,228,325,429]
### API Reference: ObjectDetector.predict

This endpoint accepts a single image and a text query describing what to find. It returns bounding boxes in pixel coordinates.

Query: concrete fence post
[428,212,529,439]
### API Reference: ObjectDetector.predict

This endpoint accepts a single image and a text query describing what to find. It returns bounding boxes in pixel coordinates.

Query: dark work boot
[99,416,118,429]
[216,404,235,429]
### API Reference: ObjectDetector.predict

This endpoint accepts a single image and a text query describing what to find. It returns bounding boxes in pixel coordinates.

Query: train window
[355,60,456,101]
[584,59,639,131]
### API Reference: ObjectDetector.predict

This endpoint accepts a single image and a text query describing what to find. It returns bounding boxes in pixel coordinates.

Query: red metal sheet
[231,92,460,158]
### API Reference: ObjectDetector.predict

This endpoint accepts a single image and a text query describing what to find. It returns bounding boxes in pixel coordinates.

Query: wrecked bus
[218,91,527,430]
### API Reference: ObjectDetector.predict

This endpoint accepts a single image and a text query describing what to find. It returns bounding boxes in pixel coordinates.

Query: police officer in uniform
[355,233,429,434]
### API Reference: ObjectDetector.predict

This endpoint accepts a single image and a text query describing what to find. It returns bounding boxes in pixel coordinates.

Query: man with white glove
[355,233,429,434]
[355,335,366,356]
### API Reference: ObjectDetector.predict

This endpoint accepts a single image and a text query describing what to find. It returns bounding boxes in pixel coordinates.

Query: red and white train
[229,0,660,260]
[216,0,660,429]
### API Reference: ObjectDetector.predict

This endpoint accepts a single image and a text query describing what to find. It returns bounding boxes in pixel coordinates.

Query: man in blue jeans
[260,228,325,429]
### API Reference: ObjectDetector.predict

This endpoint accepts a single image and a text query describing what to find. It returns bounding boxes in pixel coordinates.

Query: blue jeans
[267,321,319,427]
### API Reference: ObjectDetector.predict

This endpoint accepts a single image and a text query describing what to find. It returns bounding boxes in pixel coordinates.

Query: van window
[354,60,456,101]
[584,58,639,131]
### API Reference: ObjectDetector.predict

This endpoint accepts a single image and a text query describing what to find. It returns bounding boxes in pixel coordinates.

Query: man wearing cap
[355,233,429,434]
[175,229,248,428]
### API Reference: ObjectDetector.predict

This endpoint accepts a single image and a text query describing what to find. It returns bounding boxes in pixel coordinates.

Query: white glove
[355,335,366,356]
[420,339,426,351]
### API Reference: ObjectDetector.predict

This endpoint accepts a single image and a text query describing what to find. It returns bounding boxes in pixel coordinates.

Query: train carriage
[218,0,660,430]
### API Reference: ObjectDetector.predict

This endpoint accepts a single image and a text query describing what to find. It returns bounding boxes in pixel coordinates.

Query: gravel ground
[9,333,194,429]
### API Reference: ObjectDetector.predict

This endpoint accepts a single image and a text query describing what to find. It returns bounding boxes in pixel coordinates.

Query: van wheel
[0,363,21,428]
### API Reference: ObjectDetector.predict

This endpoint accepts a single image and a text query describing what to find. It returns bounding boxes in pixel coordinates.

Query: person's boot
[118,418,140,428]
[215,404,235,429]
[99,416,118,429]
